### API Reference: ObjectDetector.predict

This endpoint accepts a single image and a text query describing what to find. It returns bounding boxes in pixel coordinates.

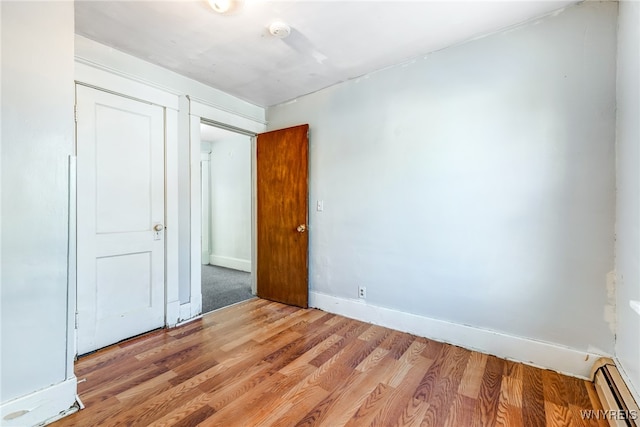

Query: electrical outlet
[358,286,366,299]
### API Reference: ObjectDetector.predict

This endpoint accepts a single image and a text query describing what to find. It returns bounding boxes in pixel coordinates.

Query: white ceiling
[75,0,577,107]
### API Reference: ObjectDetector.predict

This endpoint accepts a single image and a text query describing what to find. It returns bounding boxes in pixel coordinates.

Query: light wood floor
[53,298,606,426]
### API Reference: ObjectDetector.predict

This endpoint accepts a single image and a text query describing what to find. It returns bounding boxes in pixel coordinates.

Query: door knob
[153,224,164,232]
[296,224,307,233]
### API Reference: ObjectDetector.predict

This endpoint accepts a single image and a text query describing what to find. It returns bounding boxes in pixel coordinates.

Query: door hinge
[75,312,79,329]
[74,105,78,123]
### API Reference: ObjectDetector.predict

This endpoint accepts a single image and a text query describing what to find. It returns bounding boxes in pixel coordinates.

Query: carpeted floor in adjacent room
[201,264,254,313]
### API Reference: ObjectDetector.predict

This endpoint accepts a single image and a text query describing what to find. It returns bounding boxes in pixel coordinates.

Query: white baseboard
[0,378,79,427]
[615,356,640,407]
[309,291,609,379]
[209,255,251,272]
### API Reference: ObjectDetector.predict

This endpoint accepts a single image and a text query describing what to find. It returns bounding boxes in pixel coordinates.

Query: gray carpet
[201,264,253,313]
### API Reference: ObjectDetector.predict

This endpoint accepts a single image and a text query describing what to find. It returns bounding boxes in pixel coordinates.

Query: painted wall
[267,2,617,356]
[1,0,76,416]
[202,134,252,272]
[615,0,640,400]
[75,35,265,303]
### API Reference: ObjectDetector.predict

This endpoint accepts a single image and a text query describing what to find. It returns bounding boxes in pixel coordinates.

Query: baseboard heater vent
[591,358,640,427]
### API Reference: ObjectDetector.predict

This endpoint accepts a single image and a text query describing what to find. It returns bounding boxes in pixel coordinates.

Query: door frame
[186,100,266,320]
[73,63,181,357]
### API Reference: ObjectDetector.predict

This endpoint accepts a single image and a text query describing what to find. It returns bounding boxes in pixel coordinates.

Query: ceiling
[75,0,577,107]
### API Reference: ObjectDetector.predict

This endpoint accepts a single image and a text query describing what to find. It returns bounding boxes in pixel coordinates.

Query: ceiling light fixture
[269,21,291,39]
[208,0,235,14]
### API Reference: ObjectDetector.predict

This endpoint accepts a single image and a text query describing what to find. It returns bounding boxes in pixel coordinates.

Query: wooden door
[76,85,165,354]
[256,124,309,308]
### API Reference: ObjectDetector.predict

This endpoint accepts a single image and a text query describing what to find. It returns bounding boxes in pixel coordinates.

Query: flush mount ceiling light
[269,21,291,39]
[208,0,240,14]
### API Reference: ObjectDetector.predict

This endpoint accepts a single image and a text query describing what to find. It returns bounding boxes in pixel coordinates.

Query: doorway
[200,122,254,313]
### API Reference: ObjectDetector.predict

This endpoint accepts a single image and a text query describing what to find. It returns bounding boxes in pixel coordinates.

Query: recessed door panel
[95,105,152,234]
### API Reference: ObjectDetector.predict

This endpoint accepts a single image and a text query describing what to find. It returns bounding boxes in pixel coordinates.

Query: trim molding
[166,300,180,328]
[209,255,251,272]
[309,291,609,379]
[190,100,266,134]
[0,378,78,427]
[615,357,640,409]
[178,297,202,323]
[179,302,192,323]
[75,62,179,110]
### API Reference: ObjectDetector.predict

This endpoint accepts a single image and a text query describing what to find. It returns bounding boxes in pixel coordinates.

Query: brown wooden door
[256,124,309,308]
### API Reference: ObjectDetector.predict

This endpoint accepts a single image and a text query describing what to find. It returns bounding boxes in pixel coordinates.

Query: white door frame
[73,63,181,355]
[185,100,266,320]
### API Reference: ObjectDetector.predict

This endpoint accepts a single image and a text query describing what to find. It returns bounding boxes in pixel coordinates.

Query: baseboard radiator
[591,358,640,427]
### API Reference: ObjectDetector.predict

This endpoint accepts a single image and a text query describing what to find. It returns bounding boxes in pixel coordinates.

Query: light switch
[317,200,324,212]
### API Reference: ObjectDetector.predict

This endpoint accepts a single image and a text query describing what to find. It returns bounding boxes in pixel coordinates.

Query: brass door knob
[296,224,307,233]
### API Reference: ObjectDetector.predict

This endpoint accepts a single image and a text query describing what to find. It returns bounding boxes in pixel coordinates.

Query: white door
[76,85,165,355]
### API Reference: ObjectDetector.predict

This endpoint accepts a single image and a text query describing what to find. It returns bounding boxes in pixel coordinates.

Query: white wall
[267,1,617,374]
[205,134,252,272]
[1,1,78,424]
[615,0,640,400]
[75,35,265,304]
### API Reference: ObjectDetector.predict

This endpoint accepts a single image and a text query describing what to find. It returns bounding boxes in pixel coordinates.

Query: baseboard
[209,255,251,272]
[616,359,640,415]
[309,291,608,379]
[0,378,79,427]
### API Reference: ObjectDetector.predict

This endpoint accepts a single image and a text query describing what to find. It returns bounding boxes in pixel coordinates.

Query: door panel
[76,85,165,355]
[256,124,309,308]
[95,105,152,233]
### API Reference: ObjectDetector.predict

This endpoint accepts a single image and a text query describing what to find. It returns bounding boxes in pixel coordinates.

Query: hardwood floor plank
[500,375,523,408]
[458,351,489,399]
[110,387,206,426]
[542,369,571,407]
[355,347,391,373]
[240,364,319,426]
[394,397,431,427]
[420,346,471,425]
[381,331,416,360]
[469,367,502,427]
[343,382,394,427]
[544,401,573,427]
[495,402,525,427]
[309,321,371,367]
[522,364,547,427]
[443,394,476,427]
[279,334,344,376]
[144,392,213,427]
[301,360,388,427]
[369,358,439,426]
[170,404,216,427]
[397,338,428,365]
[77,355,154,396]
[52,299,607,427]
[202,371,294,426]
